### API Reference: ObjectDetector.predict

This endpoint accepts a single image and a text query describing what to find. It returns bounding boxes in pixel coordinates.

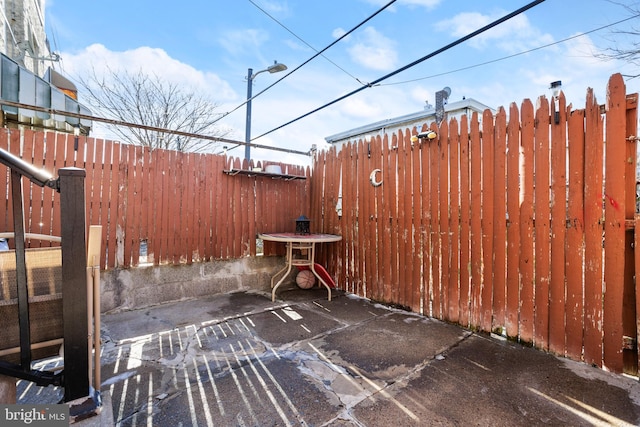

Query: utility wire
[0,99,312,156]
[380,13,640,86]
[252,0,546,141]
[248,0,363,84]
[215,0,397,129]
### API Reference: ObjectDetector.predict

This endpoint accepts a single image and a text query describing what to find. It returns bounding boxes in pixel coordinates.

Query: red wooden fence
[0,73,638,375]
[0,136,310,269]
[311,74,639,375]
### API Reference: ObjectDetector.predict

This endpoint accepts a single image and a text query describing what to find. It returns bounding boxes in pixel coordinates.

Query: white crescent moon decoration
[369,169,383,187]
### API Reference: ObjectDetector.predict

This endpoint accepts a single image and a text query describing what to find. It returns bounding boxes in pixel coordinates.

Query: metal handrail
[0,147,58,189]
[0,232,61,243]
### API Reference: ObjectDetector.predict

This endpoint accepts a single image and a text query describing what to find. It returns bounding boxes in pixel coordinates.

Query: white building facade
[0,0,50,76]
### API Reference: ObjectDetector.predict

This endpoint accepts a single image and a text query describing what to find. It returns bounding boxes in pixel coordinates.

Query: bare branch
[76,67,229,152]
[594,1,640,68]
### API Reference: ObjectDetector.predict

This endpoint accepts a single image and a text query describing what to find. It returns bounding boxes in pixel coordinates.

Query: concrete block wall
[100,256,286,313]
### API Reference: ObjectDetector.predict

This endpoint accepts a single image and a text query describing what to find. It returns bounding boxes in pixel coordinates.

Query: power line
[247,0,363,84]
[380,13,640,87]
[46,1,399,157]
[252,0,546,141]
[215,0,398,129]
[0,99,312,156]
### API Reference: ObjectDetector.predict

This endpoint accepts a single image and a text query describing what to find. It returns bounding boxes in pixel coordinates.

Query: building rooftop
[325,97,494,144]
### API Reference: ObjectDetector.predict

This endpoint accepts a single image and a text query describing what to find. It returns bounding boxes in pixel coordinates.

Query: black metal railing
[0,147,98,415]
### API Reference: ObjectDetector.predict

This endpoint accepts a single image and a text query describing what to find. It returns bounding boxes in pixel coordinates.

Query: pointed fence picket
[0,73,638,376]
[0,134,310,269]
[310,73,639,375]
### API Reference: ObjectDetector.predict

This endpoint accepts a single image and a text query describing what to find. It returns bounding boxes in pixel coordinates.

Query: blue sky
[45,0,640,164]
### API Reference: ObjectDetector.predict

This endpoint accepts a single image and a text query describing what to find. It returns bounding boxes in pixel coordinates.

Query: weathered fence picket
[311,73,639,375]
[0,73,637,375]
[0,134,310,269]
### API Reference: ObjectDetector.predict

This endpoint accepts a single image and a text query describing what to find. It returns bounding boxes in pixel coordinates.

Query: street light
[245,61,288,163]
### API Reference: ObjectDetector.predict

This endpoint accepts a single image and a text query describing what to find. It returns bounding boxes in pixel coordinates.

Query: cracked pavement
[18,287,640,426]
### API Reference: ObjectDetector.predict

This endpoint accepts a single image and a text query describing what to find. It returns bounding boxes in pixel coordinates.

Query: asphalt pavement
[18,286,640,426]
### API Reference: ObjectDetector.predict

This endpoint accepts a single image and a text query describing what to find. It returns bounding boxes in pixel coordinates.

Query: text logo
[1,405,68,426]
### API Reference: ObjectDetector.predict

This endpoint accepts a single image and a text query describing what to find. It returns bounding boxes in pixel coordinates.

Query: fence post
[11,170,31,369]
[603,74,627,372]
[59,167,90,403]
[624,92,638,376]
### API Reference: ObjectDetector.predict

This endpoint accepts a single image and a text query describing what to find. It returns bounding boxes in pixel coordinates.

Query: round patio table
[259,232,342,301]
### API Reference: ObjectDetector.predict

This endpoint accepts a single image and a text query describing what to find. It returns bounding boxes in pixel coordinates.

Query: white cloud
[218,29,270,55]
[435,11,554,53]
[347,26,398,71]
[55,44,240,143]
[399,0,441,8]
[332,27,349,40]
[410,86,433,107]
[362,0,441,9]
[59,44,237,102]
[284,39,311,52]
[260,0,290,15]
[451,31,632,114]
[341,96,384,118]
[562,33,612,69]
[435,12,488,38]
[516,45,621,107]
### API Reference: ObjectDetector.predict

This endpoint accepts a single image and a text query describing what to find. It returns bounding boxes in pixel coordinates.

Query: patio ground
[19,285,640,426]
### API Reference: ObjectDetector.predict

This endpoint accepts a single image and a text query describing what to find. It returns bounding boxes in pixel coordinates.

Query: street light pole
[244,68,254,163]
[244,61,287,164]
